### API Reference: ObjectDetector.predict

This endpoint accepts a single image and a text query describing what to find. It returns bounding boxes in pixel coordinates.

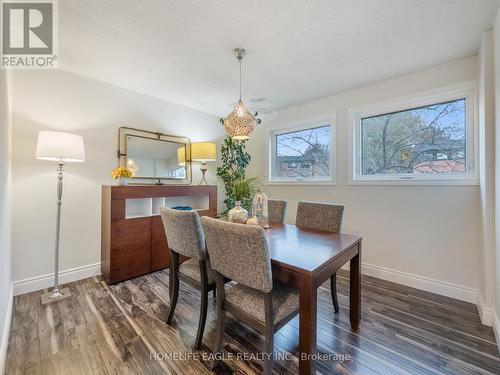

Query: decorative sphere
[246,216,258,225]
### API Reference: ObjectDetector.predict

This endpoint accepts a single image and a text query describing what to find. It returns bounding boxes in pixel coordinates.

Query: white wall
[246,56,481,300]
[493,10,500,340]
[478,30,497,324]
[0,71,13,373]
[10,70,223,285]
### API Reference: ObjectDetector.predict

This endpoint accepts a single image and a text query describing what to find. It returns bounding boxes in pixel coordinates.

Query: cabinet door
[110,217,151,283]
[151,215,170,271]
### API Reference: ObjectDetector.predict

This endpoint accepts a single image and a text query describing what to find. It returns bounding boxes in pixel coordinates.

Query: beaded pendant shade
[224,99,257,141]
[223,48,257,141]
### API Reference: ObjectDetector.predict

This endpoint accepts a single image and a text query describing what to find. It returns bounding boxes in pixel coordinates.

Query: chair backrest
[296,201,344,233]
[201,217,273,293]
[160,207,206,259]
[268,199,287,224]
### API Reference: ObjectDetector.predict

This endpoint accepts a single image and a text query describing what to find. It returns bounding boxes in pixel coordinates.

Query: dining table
[264,223,362,375]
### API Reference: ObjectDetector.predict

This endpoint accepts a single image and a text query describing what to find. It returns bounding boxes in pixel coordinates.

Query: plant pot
[228,201,248,224]
[117,177,129,186]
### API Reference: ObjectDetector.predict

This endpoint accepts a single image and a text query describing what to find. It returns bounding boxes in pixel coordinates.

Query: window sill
[267,180,337,186]
[348,178,479,186]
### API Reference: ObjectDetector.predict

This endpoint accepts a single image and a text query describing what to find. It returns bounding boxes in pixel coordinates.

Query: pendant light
[223,48,257,141]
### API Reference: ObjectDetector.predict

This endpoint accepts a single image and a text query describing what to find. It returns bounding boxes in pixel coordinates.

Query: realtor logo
[1,0,58,69]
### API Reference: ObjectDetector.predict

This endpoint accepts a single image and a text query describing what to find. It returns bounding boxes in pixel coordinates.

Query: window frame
[348,81,478,185]
[268,120,336,185]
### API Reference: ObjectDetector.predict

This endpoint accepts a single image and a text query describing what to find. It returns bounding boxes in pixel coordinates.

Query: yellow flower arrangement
[111,167,133,179]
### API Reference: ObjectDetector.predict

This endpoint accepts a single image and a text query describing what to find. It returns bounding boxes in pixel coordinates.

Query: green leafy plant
[230,177,260,209]
[217,113,263,212]
[216,136,252,212]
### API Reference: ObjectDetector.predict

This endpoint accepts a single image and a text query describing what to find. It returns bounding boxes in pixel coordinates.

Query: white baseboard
[0,283,13,375]
[343,262,478,304]
[476,293,495,327]
[13,263,101,296]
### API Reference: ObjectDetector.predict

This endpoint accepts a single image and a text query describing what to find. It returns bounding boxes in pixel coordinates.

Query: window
[269,123,335,183]
[350,84,477,184]
[171,166,185,178]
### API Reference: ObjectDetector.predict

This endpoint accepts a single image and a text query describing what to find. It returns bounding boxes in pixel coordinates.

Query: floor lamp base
[41,287,72,305]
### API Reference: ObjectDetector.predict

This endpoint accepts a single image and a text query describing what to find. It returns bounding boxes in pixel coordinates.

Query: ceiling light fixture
[223,48,257,141]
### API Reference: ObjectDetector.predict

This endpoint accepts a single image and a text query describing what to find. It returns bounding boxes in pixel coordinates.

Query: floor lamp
[36,131,85,304]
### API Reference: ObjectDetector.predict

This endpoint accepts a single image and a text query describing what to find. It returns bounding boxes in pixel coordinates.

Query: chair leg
[263,329,274,375]
[166,252,180,324]
[166,274,179,324]
[263,293,274,375]
[194,288,208,349]
[211,275,226,370]
[331,273,339,313]
[212,288,216,298]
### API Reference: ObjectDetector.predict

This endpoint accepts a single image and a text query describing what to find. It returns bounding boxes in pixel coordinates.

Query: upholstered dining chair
[160,207,217,349]
[201,217,299,375]
[268,199,287,224]
[296,201,344,313]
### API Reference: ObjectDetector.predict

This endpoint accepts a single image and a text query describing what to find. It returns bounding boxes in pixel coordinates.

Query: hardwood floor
[5,270,500,374]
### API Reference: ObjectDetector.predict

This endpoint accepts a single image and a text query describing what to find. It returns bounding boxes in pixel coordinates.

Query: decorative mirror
[117,127,192,184]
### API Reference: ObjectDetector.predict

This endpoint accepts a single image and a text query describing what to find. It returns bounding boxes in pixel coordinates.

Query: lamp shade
[177,146,186,166]
[191,142,216,162]
[223,100,257,141]
[36,131,85,162]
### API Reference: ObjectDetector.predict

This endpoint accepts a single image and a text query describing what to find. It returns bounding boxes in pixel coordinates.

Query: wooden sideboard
[101,185,217,284]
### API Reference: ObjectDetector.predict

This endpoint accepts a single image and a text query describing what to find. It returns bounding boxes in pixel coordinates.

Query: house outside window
[269,122,335,184]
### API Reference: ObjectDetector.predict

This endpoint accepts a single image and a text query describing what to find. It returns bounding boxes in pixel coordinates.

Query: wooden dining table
[264,224,362,375]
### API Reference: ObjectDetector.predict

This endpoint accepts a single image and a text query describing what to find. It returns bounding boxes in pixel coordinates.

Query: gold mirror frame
[117,126,192,185]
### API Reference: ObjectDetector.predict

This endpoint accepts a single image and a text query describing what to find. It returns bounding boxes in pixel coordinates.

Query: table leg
[299,275,317,375]
[349,242,361,330]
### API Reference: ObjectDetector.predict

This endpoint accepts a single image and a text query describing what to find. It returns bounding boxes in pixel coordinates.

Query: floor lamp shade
[36,131,85,162]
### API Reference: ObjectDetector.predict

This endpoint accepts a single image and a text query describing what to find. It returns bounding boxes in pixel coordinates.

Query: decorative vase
[228,201,248,224]
[117,177,128,186]
[251,189,269,228]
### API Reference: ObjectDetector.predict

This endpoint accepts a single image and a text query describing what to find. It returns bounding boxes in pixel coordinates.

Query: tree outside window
[360,99,466,176]
[274,125,331,179]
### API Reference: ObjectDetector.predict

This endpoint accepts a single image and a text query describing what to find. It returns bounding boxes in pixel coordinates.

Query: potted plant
[227,177,260,223]
[111,167,133,186]
[217,112,261,214]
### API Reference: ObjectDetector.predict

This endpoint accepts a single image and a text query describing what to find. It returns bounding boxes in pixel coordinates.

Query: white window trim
[267,119,336,185]
[348,81,479,186]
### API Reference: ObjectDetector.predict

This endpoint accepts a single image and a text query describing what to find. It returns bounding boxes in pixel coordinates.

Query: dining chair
[268,199,287,224]
[159,207,217,349]
[296,201,344,313]
[201,217,299,375]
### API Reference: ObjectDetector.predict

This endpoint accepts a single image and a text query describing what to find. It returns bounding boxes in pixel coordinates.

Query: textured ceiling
[59,0,500,116]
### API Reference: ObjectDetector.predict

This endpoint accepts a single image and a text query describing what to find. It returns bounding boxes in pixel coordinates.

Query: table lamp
[36,131,85,304]
[177,145,187,166]
[191,142,216,185]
